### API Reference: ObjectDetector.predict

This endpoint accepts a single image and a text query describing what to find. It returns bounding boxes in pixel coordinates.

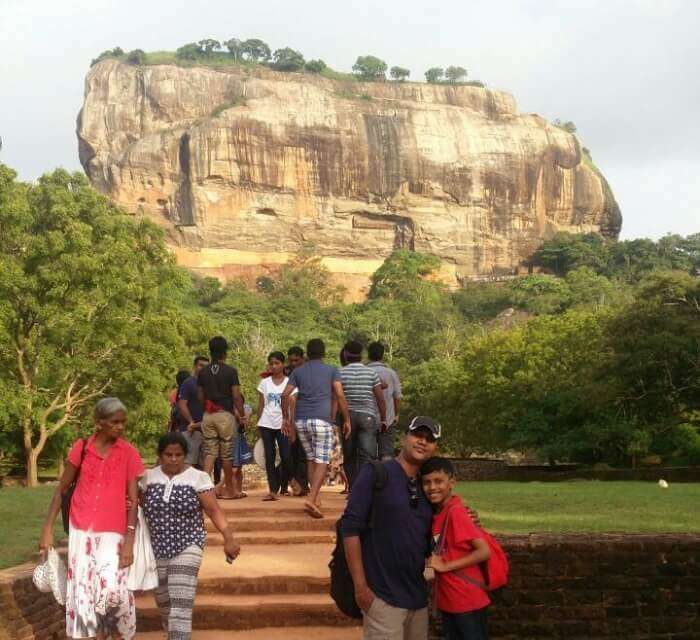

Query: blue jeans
[259,427,291,494]
[342,410,378,486]
[441,608,489,640]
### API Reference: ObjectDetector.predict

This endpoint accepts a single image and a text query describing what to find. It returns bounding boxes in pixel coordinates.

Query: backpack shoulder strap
[368,460,389,529]
[77,438,89,468]
[436,502,488,591]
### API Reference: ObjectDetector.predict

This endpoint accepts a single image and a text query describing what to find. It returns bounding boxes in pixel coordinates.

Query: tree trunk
[26,449,39,488]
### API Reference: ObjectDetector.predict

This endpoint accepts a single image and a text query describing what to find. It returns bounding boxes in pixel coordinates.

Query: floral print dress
[65,529,136,639]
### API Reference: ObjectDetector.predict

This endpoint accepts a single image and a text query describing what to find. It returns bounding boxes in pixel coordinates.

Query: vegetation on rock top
[89,37,484,86]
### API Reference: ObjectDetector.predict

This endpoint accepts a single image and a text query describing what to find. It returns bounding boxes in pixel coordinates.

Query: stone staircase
[136,487,361,639]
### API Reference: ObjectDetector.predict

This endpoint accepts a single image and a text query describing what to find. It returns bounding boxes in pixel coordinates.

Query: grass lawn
[1,481,698,570]
[0,485,66,570]
[456,481,700,534]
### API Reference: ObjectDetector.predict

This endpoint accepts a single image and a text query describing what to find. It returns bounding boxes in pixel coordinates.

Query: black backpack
[329,460,388,619]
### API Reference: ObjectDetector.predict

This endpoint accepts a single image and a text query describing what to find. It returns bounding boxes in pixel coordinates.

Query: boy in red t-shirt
[422,457,491,640]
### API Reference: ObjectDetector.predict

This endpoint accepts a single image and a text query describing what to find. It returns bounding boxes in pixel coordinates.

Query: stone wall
[450,459,700,483]
[431,533,700,640]
[0,564,65,640]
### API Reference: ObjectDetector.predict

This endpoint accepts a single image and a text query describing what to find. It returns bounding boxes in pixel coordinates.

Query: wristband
[127,525,136,531]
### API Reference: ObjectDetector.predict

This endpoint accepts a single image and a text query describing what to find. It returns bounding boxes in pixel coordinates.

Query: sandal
[262,494,278,501]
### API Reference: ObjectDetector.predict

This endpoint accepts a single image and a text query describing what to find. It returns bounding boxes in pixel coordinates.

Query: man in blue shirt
[177,355,209,466]
[341,416,441,640]
[282,338,350,519]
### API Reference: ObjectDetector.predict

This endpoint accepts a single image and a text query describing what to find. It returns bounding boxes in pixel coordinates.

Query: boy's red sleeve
[449,506,484,545]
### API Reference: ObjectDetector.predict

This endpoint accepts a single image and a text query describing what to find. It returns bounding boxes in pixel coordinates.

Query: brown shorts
[201,411,237,461]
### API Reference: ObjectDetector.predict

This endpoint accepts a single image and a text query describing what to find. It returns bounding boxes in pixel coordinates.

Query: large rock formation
[78,60,621,297]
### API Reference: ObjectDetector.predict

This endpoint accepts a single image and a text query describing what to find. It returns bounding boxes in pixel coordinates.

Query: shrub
[90,47,124,66]
[126,49,146,65]
[553,119,577,134]
[305,59,327,73]
[272,47,305,71]
[176,42,202,61]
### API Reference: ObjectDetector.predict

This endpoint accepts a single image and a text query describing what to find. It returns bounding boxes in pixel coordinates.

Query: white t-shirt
[256,376,289,430]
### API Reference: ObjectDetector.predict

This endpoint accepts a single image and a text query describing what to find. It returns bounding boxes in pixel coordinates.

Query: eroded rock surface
[78,60,621,296]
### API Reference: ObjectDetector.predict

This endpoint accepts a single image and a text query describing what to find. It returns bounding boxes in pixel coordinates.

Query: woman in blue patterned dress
[140,432,241,639]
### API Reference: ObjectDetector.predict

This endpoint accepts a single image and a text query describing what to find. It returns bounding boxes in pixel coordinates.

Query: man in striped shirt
[339,340,387,485]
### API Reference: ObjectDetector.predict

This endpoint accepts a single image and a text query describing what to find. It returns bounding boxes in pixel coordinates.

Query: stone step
[136,594,360,631]
[218,503,344,518]
[192,543,333,591]
[196,575,328,596]
[207,530,335,545]
[207,515,337,532]
[137,626,362,639]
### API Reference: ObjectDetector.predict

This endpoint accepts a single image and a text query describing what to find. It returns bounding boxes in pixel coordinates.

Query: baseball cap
[407,416,441,440]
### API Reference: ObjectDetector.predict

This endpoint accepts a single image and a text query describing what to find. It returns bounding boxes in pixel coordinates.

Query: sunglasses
[408,477,419,509]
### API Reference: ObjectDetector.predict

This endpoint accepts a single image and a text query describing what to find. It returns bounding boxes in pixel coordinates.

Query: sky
[1,0,698,240]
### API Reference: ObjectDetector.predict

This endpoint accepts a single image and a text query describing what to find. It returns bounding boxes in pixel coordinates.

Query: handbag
[61,439,88,534]
[32,547,67,605]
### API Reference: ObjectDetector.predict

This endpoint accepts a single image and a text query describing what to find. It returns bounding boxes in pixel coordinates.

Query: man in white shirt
[366,341,403,460]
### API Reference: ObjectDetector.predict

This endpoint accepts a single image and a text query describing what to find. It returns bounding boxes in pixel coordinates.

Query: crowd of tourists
[38,335,497,640]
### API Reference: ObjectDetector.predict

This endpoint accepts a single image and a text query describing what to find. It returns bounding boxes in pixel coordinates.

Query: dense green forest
[0,164,698,483]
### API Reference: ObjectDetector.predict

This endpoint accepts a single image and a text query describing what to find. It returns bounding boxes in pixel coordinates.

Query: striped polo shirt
[340,363,382,416]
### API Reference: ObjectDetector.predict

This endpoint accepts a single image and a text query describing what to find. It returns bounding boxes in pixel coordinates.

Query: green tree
[223,38,243,61]
[90,47,124,67]
[0,165,191,485]
[509,274,571,315]
[305,59,327,73]
[552,118,577,133]
[352,55,388,81]
[533,232,610,276]
[445,66,467,83]
[176,42,202,61]
[126,49,146,65]
[390,66,410,81]
[453,282,513,321]
[271,47,306,71]
[241,38,272,62]
[425,67,444,83]
[368,250,441,301]
[198,39,221,56]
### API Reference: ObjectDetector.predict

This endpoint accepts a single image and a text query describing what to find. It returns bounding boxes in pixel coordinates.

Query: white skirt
[65,528,136,639]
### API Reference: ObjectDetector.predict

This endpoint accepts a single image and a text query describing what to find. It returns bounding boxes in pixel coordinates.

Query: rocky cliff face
[78,60,621,297]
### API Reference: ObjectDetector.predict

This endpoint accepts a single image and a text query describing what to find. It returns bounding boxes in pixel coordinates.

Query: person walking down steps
[141,432,241,640]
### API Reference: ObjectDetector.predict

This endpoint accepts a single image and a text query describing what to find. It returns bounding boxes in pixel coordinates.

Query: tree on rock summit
[425,67,444,83]
[198,39,221,56]
[390,66,410,81]
[353,55,388,80]
[224,38,243,61]
[241,38,272,62]
[445,66,467,83]
[272,47,306,71]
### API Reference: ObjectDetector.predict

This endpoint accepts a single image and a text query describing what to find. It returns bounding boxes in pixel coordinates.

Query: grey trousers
[363,596,429,640]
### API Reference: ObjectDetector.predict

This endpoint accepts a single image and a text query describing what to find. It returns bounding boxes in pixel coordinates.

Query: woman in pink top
[39,397,144,640]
